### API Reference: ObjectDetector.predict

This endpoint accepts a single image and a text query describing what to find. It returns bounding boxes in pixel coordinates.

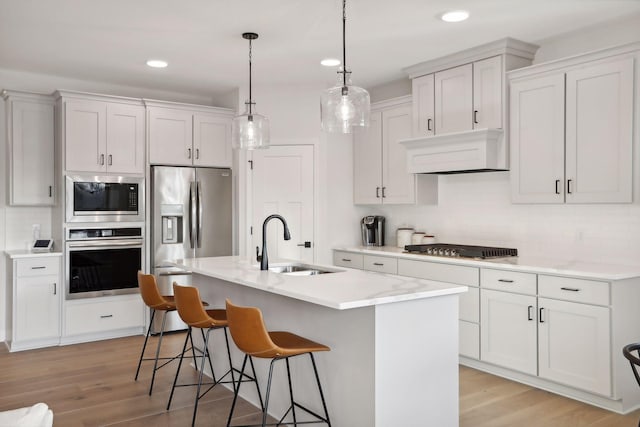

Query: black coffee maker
[361,216,385,246]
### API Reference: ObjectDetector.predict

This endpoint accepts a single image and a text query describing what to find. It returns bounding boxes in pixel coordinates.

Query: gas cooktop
[404,243,518,259]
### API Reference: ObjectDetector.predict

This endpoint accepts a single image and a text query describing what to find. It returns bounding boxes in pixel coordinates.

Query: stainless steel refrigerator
[150,166,232,333]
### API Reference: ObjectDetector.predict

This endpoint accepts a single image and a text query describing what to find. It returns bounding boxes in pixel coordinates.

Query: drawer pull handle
[373,262,384,266]
[539,307,545,323]
[498,279,514,283]
[100,314,113,319]
[341,258,352,262]
[31,266,46,270]
[53,283,56,295]
[527,305,533,321]
[560,287,580,292]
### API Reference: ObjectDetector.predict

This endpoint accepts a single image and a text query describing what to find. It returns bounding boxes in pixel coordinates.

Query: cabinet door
[382,103,415,204]
[473,56,502,129]
[435,63,473,134]
[193,113,232,167]
[148,107,193,166]
[538,298,611,396]
[16,275,60,341]
[510,74,565,203]
[65,99,107,172]
[353,110,382,204]
[106,103,145,174]
[480,289,537,375]
[565,57,633,203]
[9,99,55,205]
[412,74,435,136]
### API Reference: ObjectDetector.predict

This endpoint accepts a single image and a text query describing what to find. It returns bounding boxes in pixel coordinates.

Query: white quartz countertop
[334,246,640,281]
[5,250,62,259]
[174,256,467,310]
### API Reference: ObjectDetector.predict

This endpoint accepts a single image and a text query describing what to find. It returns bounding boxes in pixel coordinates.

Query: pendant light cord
[342,0,348,91]
[248,38,253,116]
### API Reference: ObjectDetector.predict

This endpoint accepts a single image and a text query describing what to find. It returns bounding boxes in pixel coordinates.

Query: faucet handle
[256,246,262,263]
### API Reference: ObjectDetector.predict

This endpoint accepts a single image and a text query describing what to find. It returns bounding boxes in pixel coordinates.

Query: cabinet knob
[381,187,386,198]
[567,179,573,194]
[187,148,192,159]
[48,186,52,198]
[99,154,105,165]
[376,187,380,198]
[473,110,479,124]
[427,118,433,132]
[195,148,200,159]
[108,154,112,166]
[555,180,561,195]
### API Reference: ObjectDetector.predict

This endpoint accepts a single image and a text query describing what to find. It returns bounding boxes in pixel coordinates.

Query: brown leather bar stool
[225,299,332,427]
[135,271,201,395]
[168,283,236,427]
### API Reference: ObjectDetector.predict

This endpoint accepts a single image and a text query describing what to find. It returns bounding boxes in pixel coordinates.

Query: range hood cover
[399,128,506,174]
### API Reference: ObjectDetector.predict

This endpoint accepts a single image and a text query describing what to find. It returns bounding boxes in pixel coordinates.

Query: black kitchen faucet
[257,214,291,270]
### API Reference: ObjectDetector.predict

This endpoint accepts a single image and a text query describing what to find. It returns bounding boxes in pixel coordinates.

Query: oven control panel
[68,227,142,240]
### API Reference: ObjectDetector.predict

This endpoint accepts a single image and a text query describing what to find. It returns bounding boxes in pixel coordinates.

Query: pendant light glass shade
[232,101,270,150]
[320,0,370,133]
[321,69,370,133]
[232,32,270,150]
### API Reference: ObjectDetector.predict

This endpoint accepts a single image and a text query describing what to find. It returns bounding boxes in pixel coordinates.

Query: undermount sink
[268,263,341,276]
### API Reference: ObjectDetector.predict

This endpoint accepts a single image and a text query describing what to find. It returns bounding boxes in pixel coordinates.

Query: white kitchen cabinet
[64,295,144,337]
[62,96,144,174]
[333,251,364,269]
[148,104,233,168]
[538,297,611,396]
[473,55,503,129]
[2,91,55,205]
[435,63,473,134]
[7,254,62,352]
[412,73,435,136]
[363,255,397,274]
[353,97,437,205]
[509,48,635,203]
[481,289,537,375]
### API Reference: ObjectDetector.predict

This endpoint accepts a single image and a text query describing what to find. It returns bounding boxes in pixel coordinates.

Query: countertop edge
[333,246,640,281]
[5,250,63,259]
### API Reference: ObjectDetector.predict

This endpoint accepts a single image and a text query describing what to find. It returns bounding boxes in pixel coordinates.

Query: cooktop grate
[404,243,518,259]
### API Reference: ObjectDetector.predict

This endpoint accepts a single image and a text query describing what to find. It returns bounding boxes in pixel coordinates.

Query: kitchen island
[174,256,467,427]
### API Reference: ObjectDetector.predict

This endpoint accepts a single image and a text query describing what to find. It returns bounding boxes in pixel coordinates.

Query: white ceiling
[1,0,639,99]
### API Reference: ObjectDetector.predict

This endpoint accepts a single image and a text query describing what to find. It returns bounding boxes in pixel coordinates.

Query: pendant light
[320,0,370,133]
[232,32,270,150]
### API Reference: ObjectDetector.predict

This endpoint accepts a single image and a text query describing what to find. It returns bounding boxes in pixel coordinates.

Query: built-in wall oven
[66,175,144,223]
[65,226,143,299]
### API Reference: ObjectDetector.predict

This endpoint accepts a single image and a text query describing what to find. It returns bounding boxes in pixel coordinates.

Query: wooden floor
[1,334,639,426]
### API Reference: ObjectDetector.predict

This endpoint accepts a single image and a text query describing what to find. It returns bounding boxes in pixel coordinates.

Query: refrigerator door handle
[197,181,203,248]
[189,181,197,249]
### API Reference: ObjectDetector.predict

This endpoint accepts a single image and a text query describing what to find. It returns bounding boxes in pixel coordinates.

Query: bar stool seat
[225,299,332,427]
[135,272,207,395]
[168,283,236,427]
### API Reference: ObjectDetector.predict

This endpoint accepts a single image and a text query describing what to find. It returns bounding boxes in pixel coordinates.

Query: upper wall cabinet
[402,38,538,174]
[57,92,145,175]
[353,96,437,205]
[2,90,55,206]
[509,43,637,204]
[146,102,233,168]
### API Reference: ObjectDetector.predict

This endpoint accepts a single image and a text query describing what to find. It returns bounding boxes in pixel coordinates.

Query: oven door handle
[67,240,143,248]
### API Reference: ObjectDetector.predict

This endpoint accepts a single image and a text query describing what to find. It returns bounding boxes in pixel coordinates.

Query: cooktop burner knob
[450,249,458,257]
[444,249,450,256]
[438,249,445,256]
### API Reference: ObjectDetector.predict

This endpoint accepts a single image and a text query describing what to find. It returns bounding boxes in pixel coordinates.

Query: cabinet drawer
[538,275,609,306]
[65,297,143,336]
[459,286,479,323]
[397,259,479,286]
[333,251,364,269]
[16,257,60,277]
[460,321,479,360]
[363,255,397,274]
[481,268,537,295]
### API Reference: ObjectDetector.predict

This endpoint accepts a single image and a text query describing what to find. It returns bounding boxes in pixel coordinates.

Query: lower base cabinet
[538,297,611,396]
[64,295,144,338]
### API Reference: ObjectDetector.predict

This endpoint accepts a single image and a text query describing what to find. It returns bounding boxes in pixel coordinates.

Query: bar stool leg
[134,309,156,381]
[223,328,236,389]
[285,357,298,425]
[227,354,265,427]
[167,327,191,410]
[310,353,332,427]
[148,310,169,395]
[191,328,213,427]
[262,359,277,427]
[200,328,217,382]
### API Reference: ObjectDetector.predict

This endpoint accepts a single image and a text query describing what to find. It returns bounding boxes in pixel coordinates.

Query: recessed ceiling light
[321,58,341,67]
[441,10,469,23]
[146,59,168,68]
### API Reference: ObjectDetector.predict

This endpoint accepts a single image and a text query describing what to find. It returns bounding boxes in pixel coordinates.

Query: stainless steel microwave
[65,175,144,223]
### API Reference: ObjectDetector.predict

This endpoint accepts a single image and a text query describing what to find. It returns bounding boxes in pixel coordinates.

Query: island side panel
[190,273,377,427]
[375,294,460,427]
